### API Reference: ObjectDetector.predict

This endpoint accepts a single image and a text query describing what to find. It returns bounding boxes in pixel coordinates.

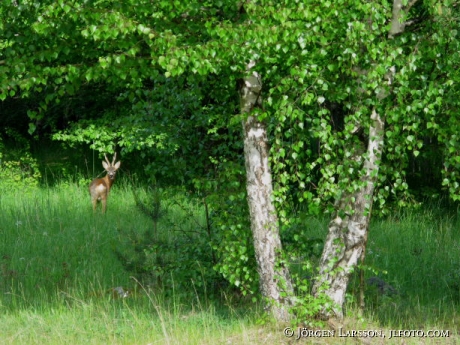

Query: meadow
[0,180,459,344]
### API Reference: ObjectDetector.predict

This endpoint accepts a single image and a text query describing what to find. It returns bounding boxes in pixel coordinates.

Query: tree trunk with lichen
[312,109,385,320]
[240,61,293,322]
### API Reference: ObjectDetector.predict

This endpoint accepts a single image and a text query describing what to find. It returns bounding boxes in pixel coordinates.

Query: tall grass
[298,203,459,331]
[0,182,139,308]
[0,294,263,345]
[0,182,265,344]
[363,205,460,328]
[1,181,459,344]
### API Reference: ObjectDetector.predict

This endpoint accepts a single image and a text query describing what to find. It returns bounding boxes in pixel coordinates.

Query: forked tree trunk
[312,109,385,320]
[240,62,293,322]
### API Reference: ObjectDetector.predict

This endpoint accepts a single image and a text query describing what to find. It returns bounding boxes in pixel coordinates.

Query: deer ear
[114,161,121,169]
[102,161,109,169]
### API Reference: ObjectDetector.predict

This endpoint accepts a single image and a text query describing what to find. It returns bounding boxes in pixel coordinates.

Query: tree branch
[388,0,419,38]
[406,0,418,12]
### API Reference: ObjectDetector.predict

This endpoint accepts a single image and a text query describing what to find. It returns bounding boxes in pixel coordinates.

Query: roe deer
[89,153,121,213]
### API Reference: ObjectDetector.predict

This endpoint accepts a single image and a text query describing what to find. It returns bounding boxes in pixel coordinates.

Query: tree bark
[312,109,385,320]
[240,61,294,322]
[312,0,410,320]
[389,0,418,38]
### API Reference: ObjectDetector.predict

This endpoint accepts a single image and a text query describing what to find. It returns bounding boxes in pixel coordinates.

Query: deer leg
[102,198,107,213]
[91,197,98,212]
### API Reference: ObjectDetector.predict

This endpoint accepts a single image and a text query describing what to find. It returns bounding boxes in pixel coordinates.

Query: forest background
[1,1,460,344]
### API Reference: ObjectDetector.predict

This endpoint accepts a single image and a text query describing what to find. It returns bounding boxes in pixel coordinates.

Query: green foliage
[193,159,259,296]
[3,0,460,208]
[423,5,460,200]
[50,73,241,186]
[211,196,256,295]
[1,0,460,205]
[0,154,40,190]
[0,129,41,191]
[115,186,234,297]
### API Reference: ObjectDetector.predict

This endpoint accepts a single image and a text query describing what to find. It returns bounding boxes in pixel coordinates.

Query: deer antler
[112,152,117,165]
[104,154,111,165]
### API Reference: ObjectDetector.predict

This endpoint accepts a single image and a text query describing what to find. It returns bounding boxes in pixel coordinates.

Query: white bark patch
[347,221,367,246]
[332,216,343,226]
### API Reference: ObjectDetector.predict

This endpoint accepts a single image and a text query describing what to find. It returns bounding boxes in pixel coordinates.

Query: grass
[0,300,264,345]
[363,206,460,329]
[291,205,460,343]
[0,181,261,344]
[1,181,460,344]
[0,183,135,305]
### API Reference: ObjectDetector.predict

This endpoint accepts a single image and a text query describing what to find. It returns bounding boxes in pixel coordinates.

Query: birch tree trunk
[312,0,412,320]
[312,109,385,320]
[240,62,293,322]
